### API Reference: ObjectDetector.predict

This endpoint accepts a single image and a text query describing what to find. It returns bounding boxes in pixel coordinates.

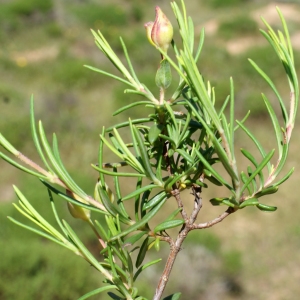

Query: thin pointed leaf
[154,219,184,233]
[162,292,182,300]
[261,94,283,157]
[106,118,152,132]
[133,126,161,185]
[123,231,147,246]
[248,59,288,123]
[133,258,162,282]
[30,97,53,171]
[113,101,153,116]
[0,152,48,179]
[92,164,145,177]
[78,285,116,300]
[41,180,107,215]
[122,184,160,201]
[143,191,168,211]
[136,237,149,268]
[84,65,134,87]
[241,148,264,189]
[272,167,294,187]
[97,186,133,225]
[109,197,167,241]
[195,149,232,191]
[229,77,235,154]
[240,149,275,194]
[256,203,277,212]
[7,216,73,250]
[38,122,87,198]
[63,220,111,276]
[239,198,259,208]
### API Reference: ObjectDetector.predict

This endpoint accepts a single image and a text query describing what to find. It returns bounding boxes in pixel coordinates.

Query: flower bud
[66,189,91,221]
[144,6,173,53]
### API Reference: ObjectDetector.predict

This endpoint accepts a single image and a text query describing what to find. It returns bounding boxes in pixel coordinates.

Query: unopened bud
[66,190,91,221]
[144,6,173,53]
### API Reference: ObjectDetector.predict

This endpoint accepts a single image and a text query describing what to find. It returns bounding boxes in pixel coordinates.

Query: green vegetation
[1,0,300,299]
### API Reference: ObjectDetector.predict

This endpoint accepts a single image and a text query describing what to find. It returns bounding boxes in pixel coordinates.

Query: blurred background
[1,0,300,299]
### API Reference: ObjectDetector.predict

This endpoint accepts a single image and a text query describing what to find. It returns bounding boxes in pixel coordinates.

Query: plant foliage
[0,1,298,299]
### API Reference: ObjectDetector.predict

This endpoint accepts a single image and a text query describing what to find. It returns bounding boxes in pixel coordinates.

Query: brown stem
[192,207,235,229]
[153,187,235,299]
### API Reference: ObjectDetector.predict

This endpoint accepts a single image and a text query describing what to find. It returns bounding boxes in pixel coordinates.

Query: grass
[1,0,300,299]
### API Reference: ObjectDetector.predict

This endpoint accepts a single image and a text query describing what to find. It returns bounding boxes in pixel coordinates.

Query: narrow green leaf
[255,186,278,198]
[133,126,161,185]
[229,77,235,155]
[165,207,182,221]
[248,59,288,123]
[106,118,152,132]
[123,231,147,246]
[63,220,111,275]
[0,133,19,155]
[78,285,116,300]
[235,120,270,172]
[38,121,87,199]
[8,216,74,250]
[241,148,264,189]
[142,191,168,212]
[240,171,252,194]
[148,124,164,144]
[133,258,162,282]
[240,149,275,194]
[273,167,294,187]
[98,186,133,225]
[30,97,53,171]
[41,180,107,215]
[239,198,259,208]
[175,149,194,164]
[154,219,184,234]
[122,184,160,201]
[113,101,152,116]
[261,94,283,157]
[136,237,149,268]
[256,203,277,212]
[92,164,145,178]
[109,197,167,241]
[84,65,134,87]
[195,149,232,191]
[0,152,48,179]
[162,293,182,300]
[120,37,140,85]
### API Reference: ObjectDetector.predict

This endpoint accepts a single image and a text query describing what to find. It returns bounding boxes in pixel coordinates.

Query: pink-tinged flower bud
[144,6,173,52]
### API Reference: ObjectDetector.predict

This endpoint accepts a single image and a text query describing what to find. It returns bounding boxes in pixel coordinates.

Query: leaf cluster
[0,1,298,299]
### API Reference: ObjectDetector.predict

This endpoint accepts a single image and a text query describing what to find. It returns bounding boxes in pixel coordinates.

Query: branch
[192,207,235,229]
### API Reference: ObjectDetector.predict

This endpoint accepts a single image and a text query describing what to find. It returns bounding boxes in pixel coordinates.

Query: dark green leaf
[123,231,147,246]
[143,191,168,211]
[78,285,116,300]
[136,237,149,268]
[256,203,277,212]
[239,198,259,208]
[148,124,164,144]
[154,219,184,233]
[162,292,182,300]
[109,197,167,241]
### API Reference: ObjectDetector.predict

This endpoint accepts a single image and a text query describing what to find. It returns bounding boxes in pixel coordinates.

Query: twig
[153,186,235,299]
[192,207,235,229]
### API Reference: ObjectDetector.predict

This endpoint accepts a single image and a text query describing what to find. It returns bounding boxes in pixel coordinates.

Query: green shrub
[10,0,53,16]
[209,0,250,8]
[70,3,128,28]
[218,14,258,39]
